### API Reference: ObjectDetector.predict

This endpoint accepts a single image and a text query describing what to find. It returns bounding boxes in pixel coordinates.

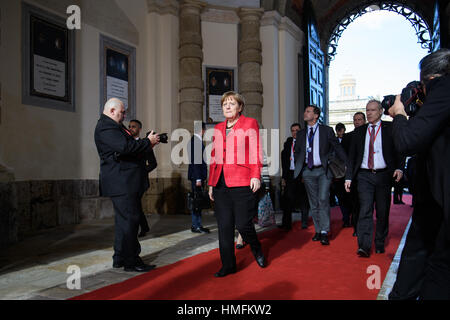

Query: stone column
[238,8,264,124]
[178,0,205,133]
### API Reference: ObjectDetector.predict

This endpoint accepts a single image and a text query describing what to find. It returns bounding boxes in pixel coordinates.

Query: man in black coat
[294,106,347,245]
[128,119,158,238]
[188,122,210,233]
[345,100,404,258]
[388,49,450,300]
[94,98,160,272]
[279,123,309,230]
[341,112,366,236]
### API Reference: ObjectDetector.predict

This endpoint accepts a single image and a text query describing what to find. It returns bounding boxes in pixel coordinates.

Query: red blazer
[208,115,262,187]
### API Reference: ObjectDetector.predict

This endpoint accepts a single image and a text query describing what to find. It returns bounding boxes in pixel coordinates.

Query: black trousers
[111,193,142,267]
[139,191,150,233]
[333,177,351,224]
[281,170,309,227]
[356,170,392,251]
[350,181,360,233]
[213,173,261,271]
[389,196,442,299]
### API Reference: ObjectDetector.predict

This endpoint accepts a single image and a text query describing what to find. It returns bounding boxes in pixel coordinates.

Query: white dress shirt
[361,121,387,170]
[290,139,296,170]
[305,122,321,166]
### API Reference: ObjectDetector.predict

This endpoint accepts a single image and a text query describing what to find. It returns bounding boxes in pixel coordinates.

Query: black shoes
[113,261,123,269]
[302,223,308,229]
[124,264,156,272]
[394,200,405,205]
[375,247,385,254]
[357,248,370,258]
[191,226,210,234]
[277,224,291,231]
[320,233,330,246]
[254,253,267,268]
[214,267,236,277]
[138,228,150,238]
[236,242,247,250]
[343,222,352,228]
[312,233,321,241]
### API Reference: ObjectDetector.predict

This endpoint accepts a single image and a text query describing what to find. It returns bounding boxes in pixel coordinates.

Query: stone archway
[324,1,433,65]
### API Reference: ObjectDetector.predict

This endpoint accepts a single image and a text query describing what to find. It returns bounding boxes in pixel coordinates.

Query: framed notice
[100,35,136,121]
[205,67,236,124]
[22,2,75,112]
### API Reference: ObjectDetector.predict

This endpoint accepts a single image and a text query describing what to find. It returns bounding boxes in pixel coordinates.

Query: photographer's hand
[388,95,408,118]
[393,169,403,183]
[147,131,160,147]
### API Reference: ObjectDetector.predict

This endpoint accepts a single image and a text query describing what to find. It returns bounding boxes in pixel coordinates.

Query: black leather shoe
[320,233,330,246]
[214,268,236,277]
[138,230,149,238]
[124,264,156,272]
[352,231,357,237]
[277,225,291,231]
[343,222,352,228]
[357,248,370,258]
[312,233,321,241]
[199,227,210,234]
[236,242,247,250]
[254,254,266,268]
[191,227,202,233]
[375,248,385,254]
[113,261,123,268]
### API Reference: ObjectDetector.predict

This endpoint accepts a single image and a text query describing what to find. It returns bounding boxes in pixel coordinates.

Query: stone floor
[0,211,406,300]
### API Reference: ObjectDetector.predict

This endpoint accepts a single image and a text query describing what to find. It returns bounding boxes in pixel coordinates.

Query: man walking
[345,100,404,257]
[294,106,346,245]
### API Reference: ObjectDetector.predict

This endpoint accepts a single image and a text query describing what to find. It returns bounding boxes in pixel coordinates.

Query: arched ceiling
[289,0,436,51]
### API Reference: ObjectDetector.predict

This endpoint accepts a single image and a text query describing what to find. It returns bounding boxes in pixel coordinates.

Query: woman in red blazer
[208,91,266,277]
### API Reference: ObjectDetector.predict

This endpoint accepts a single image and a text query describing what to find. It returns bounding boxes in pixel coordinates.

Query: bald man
[94,98,160,272]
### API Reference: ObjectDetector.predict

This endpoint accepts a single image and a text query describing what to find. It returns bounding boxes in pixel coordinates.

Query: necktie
[368,125,376,169]
[308,127,314,169]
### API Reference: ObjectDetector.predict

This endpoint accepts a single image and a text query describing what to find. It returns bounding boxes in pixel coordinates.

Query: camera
[146,131,169,144]
[381,81,425,117]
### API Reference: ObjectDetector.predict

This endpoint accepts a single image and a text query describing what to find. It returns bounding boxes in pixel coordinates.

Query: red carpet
[71,196,412,300]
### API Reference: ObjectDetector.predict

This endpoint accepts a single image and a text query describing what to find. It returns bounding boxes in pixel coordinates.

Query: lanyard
[368,124,381,143]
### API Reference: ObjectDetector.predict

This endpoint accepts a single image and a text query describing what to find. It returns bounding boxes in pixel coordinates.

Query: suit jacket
[281,137,295,180]
[392,74,450,215]
[293,124,347,179]
[188,135,207,182]
[94,114,151,197]
[208,115,262,187]
[341,131,354,156]
[345,121,404,181]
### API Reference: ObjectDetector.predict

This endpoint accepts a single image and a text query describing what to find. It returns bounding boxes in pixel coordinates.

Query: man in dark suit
[388,49,450,300]
[294,106,347,245]
[279,123,309,230]
[128,119,158,238]
[345,100,404,258]
[188,121,210,234]
[94,98,160,272]
[341,112,366,236]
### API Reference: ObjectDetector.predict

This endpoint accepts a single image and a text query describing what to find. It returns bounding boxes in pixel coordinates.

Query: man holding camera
[94,98,160,272]
[128,119,158,238]
[345,100,404,258]
[388,49,450,300]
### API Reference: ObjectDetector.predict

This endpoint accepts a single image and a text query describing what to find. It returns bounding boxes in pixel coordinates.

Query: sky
[328,9,430,101]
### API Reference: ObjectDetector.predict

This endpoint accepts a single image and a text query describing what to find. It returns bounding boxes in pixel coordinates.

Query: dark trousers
[282,170,309,227]
[389,196,442,299]
[393,179,404,203]
[333,177,351,224]
[350,181,360,233]
[191,181,203,229]
[139,191,150,233]
[213,174,261,271]
[356,170,392,251]
[111,193,142,267]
